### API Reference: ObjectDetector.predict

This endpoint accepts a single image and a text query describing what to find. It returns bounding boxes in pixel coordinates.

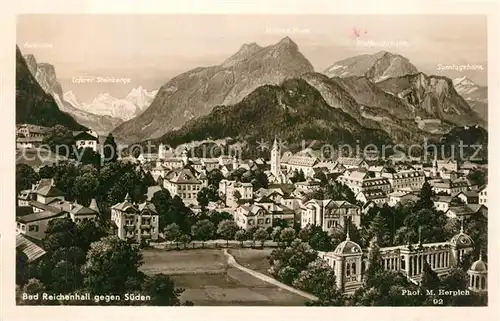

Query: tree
[217,220,239,247]
[235,230,246,247]
[164,223,181,248]
[415,181,434,211]
[294,259,345,306]
[420,261,441,292]
[208,211,233,227]
[268,239,318,285]
[75,220,107,252]
[81,236,144,296]
[253,227,269,248]
[72,172,99,206]
[141,274,184,306]
[16,164,39,193]
[18,279,46,305]
[43,125,75,154]
[280,227,296,246]
[467,169,486,187]
[191,219,215,248]
[271,226,282,243]
[151,189,172,230]
[207,168,224,187]
[43,218,78,252]
[75,147,101,167]
[367,214,391,246]
[179,234,191,249]
[196,188,210,211]
[102,133,118,163]
[38,165,55,179]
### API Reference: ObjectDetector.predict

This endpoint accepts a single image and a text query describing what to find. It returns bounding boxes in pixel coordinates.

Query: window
[28,225,39,232]
[258,219,264,224]
[248,219,254,225]
[481,277,486,289]
[265,218,270,224]
[346,263,351,276]
[152,216,156,223]
[352,262,356,275]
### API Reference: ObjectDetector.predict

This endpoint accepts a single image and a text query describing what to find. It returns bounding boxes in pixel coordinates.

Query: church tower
[270,137,281,182]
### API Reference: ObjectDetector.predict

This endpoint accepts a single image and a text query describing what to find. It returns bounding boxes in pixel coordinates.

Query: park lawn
[139,248,308,306]
[140,249,227,274]
[228,248,273,275]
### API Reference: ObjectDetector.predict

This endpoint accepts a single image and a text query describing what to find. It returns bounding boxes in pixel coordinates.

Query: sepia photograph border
[1,0,499,320]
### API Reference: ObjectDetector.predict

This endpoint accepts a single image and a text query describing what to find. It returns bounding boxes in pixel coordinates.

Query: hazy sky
[17,14,488,101]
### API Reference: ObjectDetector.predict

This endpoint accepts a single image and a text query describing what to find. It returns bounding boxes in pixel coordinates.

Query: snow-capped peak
[125,86,157,111]
[453,76,476,87]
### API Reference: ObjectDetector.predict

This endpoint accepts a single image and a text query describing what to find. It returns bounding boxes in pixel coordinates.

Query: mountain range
[17,37,488,148]
[16,46,85,130]
[158,78,392,149]
[452,76,488,122]
[67,87,158,121]
[112,37,315,143]
[22,52,158,134]
[113,38,486,147]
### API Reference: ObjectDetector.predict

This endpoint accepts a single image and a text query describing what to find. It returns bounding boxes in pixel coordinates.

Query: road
[222,249,318,301]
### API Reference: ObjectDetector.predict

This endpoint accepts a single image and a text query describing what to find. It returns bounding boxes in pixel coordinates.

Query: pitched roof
[17,210,67,223]
[111,200,136,211]
[36,185,65,197]
[73,131,99,141]
[357,189,387,200]
[138,201,158,214]
[48,200,97,216]
[336,157,365,166]
[165,164,203,184]
[16,233,46,262]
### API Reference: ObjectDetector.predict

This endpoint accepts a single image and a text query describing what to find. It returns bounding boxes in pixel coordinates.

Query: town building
[318,226,480,294]
[456,191,479,204]
[445,204,487,220]
[16,210,68,240]
[301,199,361,231]
[16,136,44,149]
[337,171,391,195]
[270,138,320,182]
[234,204,273,231]
[219,179,253,208]
[478,185,487,206]
[111,193,159,242]
[336,157,369,170]
[16,124,50,139]
[388,191,419,207]
[430,177,469,195]
[73,130,99,152]
[16,233,47,263]
[382,170,425,191]
[163,150,208,205]
[355,189,388,206]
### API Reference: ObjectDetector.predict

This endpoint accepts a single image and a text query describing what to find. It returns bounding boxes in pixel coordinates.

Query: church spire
[418,225,422,246]
[346,224,350,241]
[479,249,483,261]
[124,192,131,202]
[460,219,464,234]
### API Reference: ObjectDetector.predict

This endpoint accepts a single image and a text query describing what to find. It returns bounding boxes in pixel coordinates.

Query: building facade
[301,199,361,231]
[111,193,160,242]
[318,226,479,294]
